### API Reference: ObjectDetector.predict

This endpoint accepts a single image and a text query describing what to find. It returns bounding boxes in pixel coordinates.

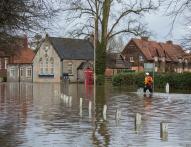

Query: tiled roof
[11,48,35,64]
[49,37,94,60]
[130,38,185,62]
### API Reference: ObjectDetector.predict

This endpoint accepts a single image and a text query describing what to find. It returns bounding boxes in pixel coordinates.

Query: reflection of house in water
[0,83,33,147]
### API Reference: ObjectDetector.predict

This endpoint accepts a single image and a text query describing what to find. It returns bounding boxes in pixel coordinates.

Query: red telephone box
[84,68,93,85]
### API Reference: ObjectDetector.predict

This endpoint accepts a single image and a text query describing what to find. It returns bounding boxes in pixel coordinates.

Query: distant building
[33,35,94,83]
[0,35,34,82]
[7,37,35,82]
[105,53,130,77]
[122,37,190,73]
[0,51,9,81]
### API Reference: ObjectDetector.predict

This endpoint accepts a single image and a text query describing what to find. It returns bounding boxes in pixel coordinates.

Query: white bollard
[80,98,83,108]
[103,105,107,120]
[89,101,92,118]
[66,95,69,105]
[160,122,168,140]
[166,83,170,93]
[80,98,83,117]
[115,108,121,120]
[135,113,142,125]
[69,96,72,107]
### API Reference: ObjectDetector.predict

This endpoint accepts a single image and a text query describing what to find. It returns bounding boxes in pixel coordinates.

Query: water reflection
[0,83,191,146]
[93,86,111,147]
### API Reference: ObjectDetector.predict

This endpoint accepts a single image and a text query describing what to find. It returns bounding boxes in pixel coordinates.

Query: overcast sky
[46,1,187,46]
[145,10,186,44]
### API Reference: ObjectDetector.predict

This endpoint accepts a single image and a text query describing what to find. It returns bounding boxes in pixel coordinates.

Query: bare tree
[0,0,60,49]
[107,36,125,53]
[164,0,191,49]
[63,0,159,75]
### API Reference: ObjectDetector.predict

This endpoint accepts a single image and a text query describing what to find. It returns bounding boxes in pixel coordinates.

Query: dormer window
[130,57,134,62]
[139,55,144,61]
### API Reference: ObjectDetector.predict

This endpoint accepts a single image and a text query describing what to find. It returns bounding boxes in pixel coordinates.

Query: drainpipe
[18,64,20,82]
[32,64,33,83]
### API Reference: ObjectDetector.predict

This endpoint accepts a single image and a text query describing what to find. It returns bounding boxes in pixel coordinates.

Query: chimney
[141,36,149,41]
[166,40,173,44]
[23,34,28,49]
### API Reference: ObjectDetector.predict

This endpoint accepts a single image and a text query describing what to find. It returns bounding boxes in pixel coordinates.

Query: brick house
[33,35,94,83]
[122,37,190,73]
[0,51,9,81]
[7,37,35,82]
[0,35,33,82]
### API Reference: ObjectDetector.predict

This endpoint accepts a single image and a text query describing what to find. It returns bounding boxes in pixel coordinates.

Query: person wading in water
[144,72,153,96]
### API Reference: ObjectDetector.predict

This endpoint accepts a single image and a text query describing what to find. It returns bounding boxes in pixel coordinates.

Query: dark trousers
[144,85,153,93]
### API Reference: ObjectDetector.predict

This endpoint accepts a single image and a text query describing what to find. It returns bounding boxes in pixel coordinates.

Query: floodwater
[0,83,191,147]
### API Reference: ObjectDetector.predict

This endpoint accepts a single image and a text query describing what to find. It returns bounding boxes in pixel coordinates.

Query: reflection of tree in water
[92,85,111,147]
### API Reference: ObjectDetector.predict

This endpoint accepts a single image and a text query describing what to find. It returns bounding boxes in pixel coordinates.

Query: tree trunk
[96,0,111,75]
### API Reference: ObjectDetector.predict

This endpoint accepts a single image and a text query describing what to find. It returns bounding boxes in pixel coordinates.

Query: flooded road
[0,83,191,147]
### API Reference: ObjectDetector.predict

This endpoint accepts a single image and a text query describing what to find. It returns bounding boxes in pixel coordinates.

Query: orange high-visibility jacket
[144,76,153,86]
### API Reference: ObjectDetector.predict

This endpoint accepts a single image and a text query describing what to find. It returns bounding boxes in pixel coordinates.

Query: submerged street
[0,83,190,147]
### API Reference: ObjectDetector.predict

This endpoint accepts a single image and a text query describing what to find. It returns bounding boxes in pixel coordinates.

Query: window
[10,67,15,77]
[26,67,32,77]
[139,55,144,61]
[40,60,43,74]
[68,62,73,74]
[50,58,54,74]
[45,58,48,74]
[20,67,25,77]
[4,58,8,69]
[130,57,134,62]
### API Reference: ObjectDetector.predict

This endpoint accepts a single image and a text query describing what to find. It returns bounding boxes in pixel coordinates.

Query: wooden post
[160,122,168,140]
[103,105,107,120]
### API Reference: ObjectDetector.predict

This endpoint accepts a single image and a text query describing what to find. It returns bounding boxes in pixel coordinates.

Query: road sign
[144,63,155,72]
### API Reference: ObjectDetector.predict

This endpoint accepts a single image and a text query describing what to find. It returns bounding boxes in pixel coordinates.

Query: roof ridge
[49,36,87,41]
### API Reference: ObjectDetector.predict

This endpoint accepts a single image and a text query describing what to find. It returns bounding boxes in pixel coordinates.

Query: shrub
[112,72,191,90]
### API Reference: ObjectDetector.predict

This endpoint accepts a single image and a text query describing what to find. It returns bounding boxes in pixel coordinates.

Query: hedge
[112,72,191,90]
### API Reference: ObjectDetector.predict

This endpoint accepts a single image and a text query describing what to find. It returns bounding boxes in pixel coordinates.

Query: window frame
[130,56,134,62]
[26,67,32,78]
[4,58,8,69]
[20,67,25,77]
[50,58,54,75]
[68,62,73,75]
[10,67,15,77]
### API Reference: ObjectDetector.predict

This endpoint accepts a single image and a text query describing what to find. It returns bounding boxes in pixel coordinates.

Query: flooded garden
[0,82,191,147]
